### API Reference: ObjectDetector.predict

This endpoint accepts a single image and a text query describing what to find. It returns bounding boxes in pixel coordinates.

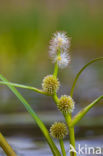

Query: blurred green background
[0,0,103,115]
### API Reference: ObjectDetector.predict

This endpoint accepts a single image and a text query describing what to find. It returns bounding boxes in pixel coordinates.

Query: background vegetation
[0,0,103,114]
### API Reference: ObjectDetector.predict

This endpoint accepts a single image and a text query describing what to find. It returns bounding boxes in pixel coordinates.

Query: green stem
[70,57,103,97]
[0,81,48,96]
[52,50,77,156]
[53,94,76,156]
[53,93,59,103]
[64,114,76,156]
[53,62,58,77]
[59,139,66,156]
[0,132,17,156]
[68,127,76,156]
[53,48,61,77]
[0,74,61,156]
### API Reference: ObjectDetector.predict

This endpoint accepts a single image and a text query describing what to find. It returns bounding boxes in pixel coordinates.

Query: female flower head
[42,75,60,95]
[57,95,75,113]
[50,122,68,139]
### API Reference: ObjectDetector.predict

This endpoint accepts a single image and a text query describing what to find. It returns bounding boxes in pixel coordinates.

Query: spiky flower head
[50,122,68,139]
[49,32,71,69]
[49,32,70,54]
[57,95,75,113]
[42,75,60,95]
[54,52,70,69]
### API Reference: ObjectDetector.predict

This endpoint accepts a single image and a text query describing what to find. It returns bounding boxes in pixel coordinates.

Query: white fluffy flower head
[49,32,71,55]
[54,53,70,69]
[49,31,71,69]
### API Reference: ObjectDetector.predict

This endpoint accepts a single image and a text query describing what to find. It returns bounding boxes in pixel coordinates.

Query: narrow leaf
[70,57,103,97]
[70,96,103,127]
[0,74,61,156]
[0,81,48,95]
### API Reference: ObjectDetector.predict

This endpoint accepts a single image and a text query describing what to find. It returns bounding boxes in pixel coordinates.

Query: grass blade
[0,74,61,156]
[70,95,103,127]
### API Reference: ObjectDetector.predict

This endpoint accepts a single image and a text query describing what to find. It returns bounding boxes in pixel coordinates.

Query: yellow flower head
[57,95,75,113]
[42,75,60,95]
[50,122,68,139]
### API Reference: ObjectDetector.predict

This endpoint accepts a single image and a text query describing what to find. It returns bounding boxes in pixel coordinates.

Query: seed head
[42,75,60,95]
[50,122,68,139]
[57,95,75,113]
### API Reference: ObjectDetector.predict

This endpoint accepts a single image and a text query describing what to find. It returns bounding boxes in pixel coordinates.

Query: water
[0,111,103,155]
[0,55,103,155]
[0,135,103,156]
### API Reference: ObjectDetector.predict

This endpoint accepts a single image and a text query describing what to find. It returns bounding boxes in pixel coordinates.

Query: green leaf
[70,95,103,127]
[70,57,103,97]
[0,81,48,96]
[0,74,61,156]
[0,132,16,156]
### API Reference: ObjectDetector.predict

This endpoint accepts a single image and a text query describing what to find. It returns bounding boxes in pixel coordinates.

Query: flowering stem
[0,74,61,156]
[0,132,17,156]
[53,48,61,77]
[53,51,77,156]
[53,94,76,156]
[53,93,59,103]
[64,113,76,156]
[53,62,58,77]
[69,127,76,156]
[59,139,66,156]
